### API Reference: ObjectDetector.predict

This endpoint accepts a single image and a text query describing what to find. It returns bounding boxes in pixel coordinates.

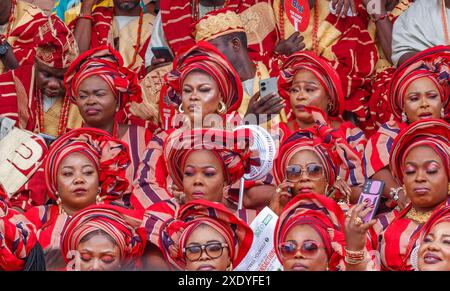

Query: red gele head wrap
[163,127,255,191]
[60,204,146,269]
[278,51,345,117]
[64,46,142,121]
[390,119,450,184]
[389,46,450,120]
[164,41,243,114]
[34,15,79,69]
[274,193,346,271]
[159,199,253,270]
[44,128,131,203]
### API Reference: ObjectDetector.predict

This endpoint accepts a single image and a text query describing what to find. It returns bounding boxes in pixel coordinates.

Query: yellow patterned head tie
[194,10,246,42]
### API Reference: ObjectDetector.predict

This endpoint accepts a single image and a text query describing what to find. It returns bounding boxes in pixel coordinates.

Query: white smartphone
[259,77,278,98]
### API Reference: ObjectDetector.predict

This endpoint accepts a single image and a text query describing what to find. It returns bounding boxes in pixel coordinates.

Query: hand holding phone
[259,77,278,98]
[357,179,385,223]
[151,46,173,62]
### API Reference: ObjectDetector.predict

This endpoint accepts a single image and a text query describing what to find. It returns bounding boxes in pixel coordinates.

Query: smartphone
[151,46,174,62]
[357,179,385,223]
[259,77,278,98]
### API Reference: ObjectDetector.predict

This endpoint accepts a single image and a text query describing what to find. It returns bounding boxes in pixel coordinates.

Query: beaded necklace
[36,89,72,136]
[279,0,320,55]
[405,207,433,224]
[1,0,16,41]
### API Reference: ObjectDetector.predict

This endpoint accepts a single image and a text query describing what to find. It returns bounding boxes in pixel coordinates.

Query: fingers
[336,0,344,17]
[342,0,350,18]
[350,0,357,15]
[287,31,301,41]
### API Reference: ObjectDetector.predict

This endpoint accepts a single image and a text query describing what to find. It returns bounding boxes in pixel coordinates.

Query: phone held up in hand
[357,179,385,223]
[259,77,278,98]
[151,46,174,62]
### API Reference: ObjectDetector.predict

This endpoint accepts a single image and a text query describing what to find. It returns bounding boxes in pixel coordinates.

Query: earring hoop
[402,112,408,123]
[217,101,227,115]
[178,103,184,113]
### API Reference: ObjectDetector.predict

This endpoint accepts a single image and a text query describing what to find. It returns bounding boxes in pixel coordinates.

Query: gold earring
[226,263,233,271]
[178,103,184,113]
[96,193,103,204]
[217,101,226,114]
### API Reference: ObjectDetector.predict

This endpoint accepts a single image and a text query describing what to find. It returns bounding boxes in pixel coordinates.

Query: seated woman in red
[159,199,253,271]
[345,119,450,271]
[277,51,367,156]
[65,46,153,208]
[141,128,257,270]
[0,198,45,271]
[270,123,364,213]
[24,128,131,270]
[364,46,450,211]
[133,42,274,212]
[274,193,346,271]
[416,206,450,271]
[60,204,146,271]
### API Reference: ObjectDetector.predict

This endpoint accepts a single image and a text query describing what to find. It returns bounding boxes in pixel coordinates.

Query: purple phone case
[358,180,384,223]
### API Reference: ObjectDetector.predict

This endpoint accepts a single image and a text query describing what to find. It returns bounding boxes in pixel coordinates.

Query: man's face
[35,60,67,98]
[113,0,140,11]
[208,36,238,70]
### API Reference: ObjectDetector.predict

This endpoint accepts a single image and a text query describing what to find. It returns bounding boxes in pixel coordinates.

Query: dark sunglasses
[183,242,229,261]
[285,164,324,181]
[279,241,324,259]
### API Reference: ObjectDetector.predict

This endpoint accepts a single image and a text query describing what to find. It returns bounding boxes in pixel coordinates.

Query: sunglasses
[279,241,324,259]
[183,242,229,262]
[285,164,324,181]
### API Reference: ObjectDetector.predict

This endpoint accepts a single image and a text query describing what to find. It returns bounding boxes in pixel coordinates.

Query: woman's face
[418,221,450,271]
[77,233,122,271]
[289,70,330,122]
[183,150,226,203]
[57,152,99,212]
[404,77,443,123]
[280,224,329,271]
[184,224,231,271]
[403,145,449,210]
[287,150,328,196]
[181,71,222,124]
[76,75,118,128]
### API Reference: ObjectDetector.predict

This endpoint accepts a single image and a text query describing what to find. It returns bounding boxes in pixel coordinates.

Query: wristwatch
[0,41,10,58]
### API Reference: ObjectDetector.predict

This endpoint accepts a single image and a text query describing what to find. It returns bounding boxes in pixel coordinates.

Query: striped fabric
[159,0,265,54]
[131,128,176,212]
[60,204,146,270]
[274,0,378,131]
[388,46,450,121]
[278,51,344,117]
[0,199,40,271]
[274,122,365,189]
[364,120,404,178]
[142,198,256,268]
[274,193,346,271]
[370,197,450,271]
[44,128,131,203]
[67,5,153,78]
[65,46,143,126]
[161,41,243,126]
[23,204,69,270]
[119,124,153,209]
[389,119,449,185]
[0,1,47,74]
[157,199,253,270]
[163,128,253,192]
